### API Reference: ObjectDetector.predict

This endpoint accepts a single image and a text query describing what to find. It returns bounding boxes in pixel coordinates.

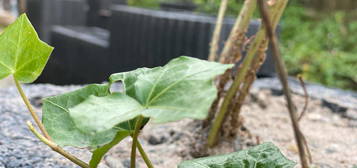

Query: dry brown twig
[257,0,311,167]
[227,47,267,137]
[203,0,230,127]
[298,75,309,121]
[204,0,257,129]
[219,0,257,64]
[208,0,229,62]
[18,0,27,14]
[207,0,288,147]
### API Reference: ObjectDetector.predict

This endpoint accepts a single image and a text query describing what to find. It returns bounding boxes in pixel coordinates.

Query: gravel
[0,78,356,167]
[0,84,86,168]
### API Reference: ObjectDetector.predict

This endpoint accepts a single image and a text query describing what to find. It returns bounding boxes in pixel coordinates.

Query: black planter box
[36,5,277,84]
[109,5,276,76]
[159,2,197,11]
[36,26,110,84]
[26,0,88,42]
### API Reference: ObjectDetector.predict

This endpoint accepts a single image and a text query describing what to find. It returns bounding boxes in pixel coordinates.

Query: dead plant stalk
[204,0,257,130]
[257,0,310,167]
[208,0,229,62]
[207,0,288,147]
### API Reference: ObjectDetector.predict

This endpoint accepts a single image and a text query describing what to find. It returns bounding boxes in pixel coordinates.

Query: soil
[101,88,357,168]
[0,78,356,168]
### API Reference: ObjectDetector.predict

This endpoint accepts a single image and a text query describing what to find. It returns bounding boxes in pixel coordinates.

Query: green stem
[130,116,144,168]
[14,78,51,140]
[137,140,154,168]
[27,121,89,168]
[207,0,288,147]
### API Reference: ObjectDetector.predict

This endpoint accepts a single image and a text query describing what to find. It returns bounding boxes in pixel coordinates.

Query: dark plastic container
[36,26,110,84]
[26,0,87,42]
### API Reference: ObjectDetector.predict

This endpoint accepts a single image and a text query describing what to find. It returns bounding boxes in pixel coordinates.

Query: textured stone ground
[0,77,356,168]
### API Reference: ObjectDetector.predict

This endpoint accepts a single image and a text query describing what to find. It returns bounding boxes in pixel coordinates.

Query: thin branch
[257,0,310,167]
[18,0,27,14]
[207,29,266,146]
[300,129,313,163]
[26,121,89,168]
[227,34,268,136]
[298,75,309,121]
[207,0,287,147]
[208,0,229,61]
[14,78,51,140]
[219,0,257,63]
[205,0,257,130]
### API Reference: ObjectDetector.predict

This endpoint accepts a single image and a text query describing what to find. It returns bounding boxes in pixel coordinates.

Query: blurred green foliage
[128,0,357,91]
[127,0,160,9]
[281,4,357,90]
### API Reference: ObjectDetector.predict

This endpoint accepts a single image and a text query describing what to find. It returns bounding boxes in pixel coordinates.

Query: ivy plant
[0,13,295,168]
[42,56,232,167]
[179,143,296,168]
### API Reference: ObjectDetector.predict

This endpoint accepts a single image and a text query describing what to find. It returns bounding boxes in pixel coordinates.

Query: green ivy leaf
[42,84,119,148]
[68,56,233,135]
[43,84,149,167]
[110,56,234,123]
[110,67,152,97]
[178,143,296,168]
[0,13,53,83]
[89,131,130,168]
[69,93,143,133]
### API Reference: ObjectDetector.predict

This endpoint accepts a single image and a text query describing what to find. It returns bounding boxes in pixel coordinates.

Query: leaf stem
[137,140,154,168]
[26,121,89,168]
[14,78,51,140]
[130,116,144,168]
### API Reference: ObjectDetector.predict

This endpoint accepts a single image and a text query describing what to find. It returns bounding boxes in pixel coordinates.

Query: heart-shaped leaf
[0,14,53,83]
[178,143,296,168]
[69,93,143,133]
[68,56,233,135]
[110,67,152,98]
[42,84,119,148]
[43,84,149,167]
[110,56,234,123]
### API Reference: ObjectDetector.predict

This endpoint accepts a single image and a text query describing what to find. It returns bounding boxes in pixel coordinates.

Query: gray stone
[253,77,357,111]
[148,135,167,145]
[105,156,124,168]
[121,159,130,168]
